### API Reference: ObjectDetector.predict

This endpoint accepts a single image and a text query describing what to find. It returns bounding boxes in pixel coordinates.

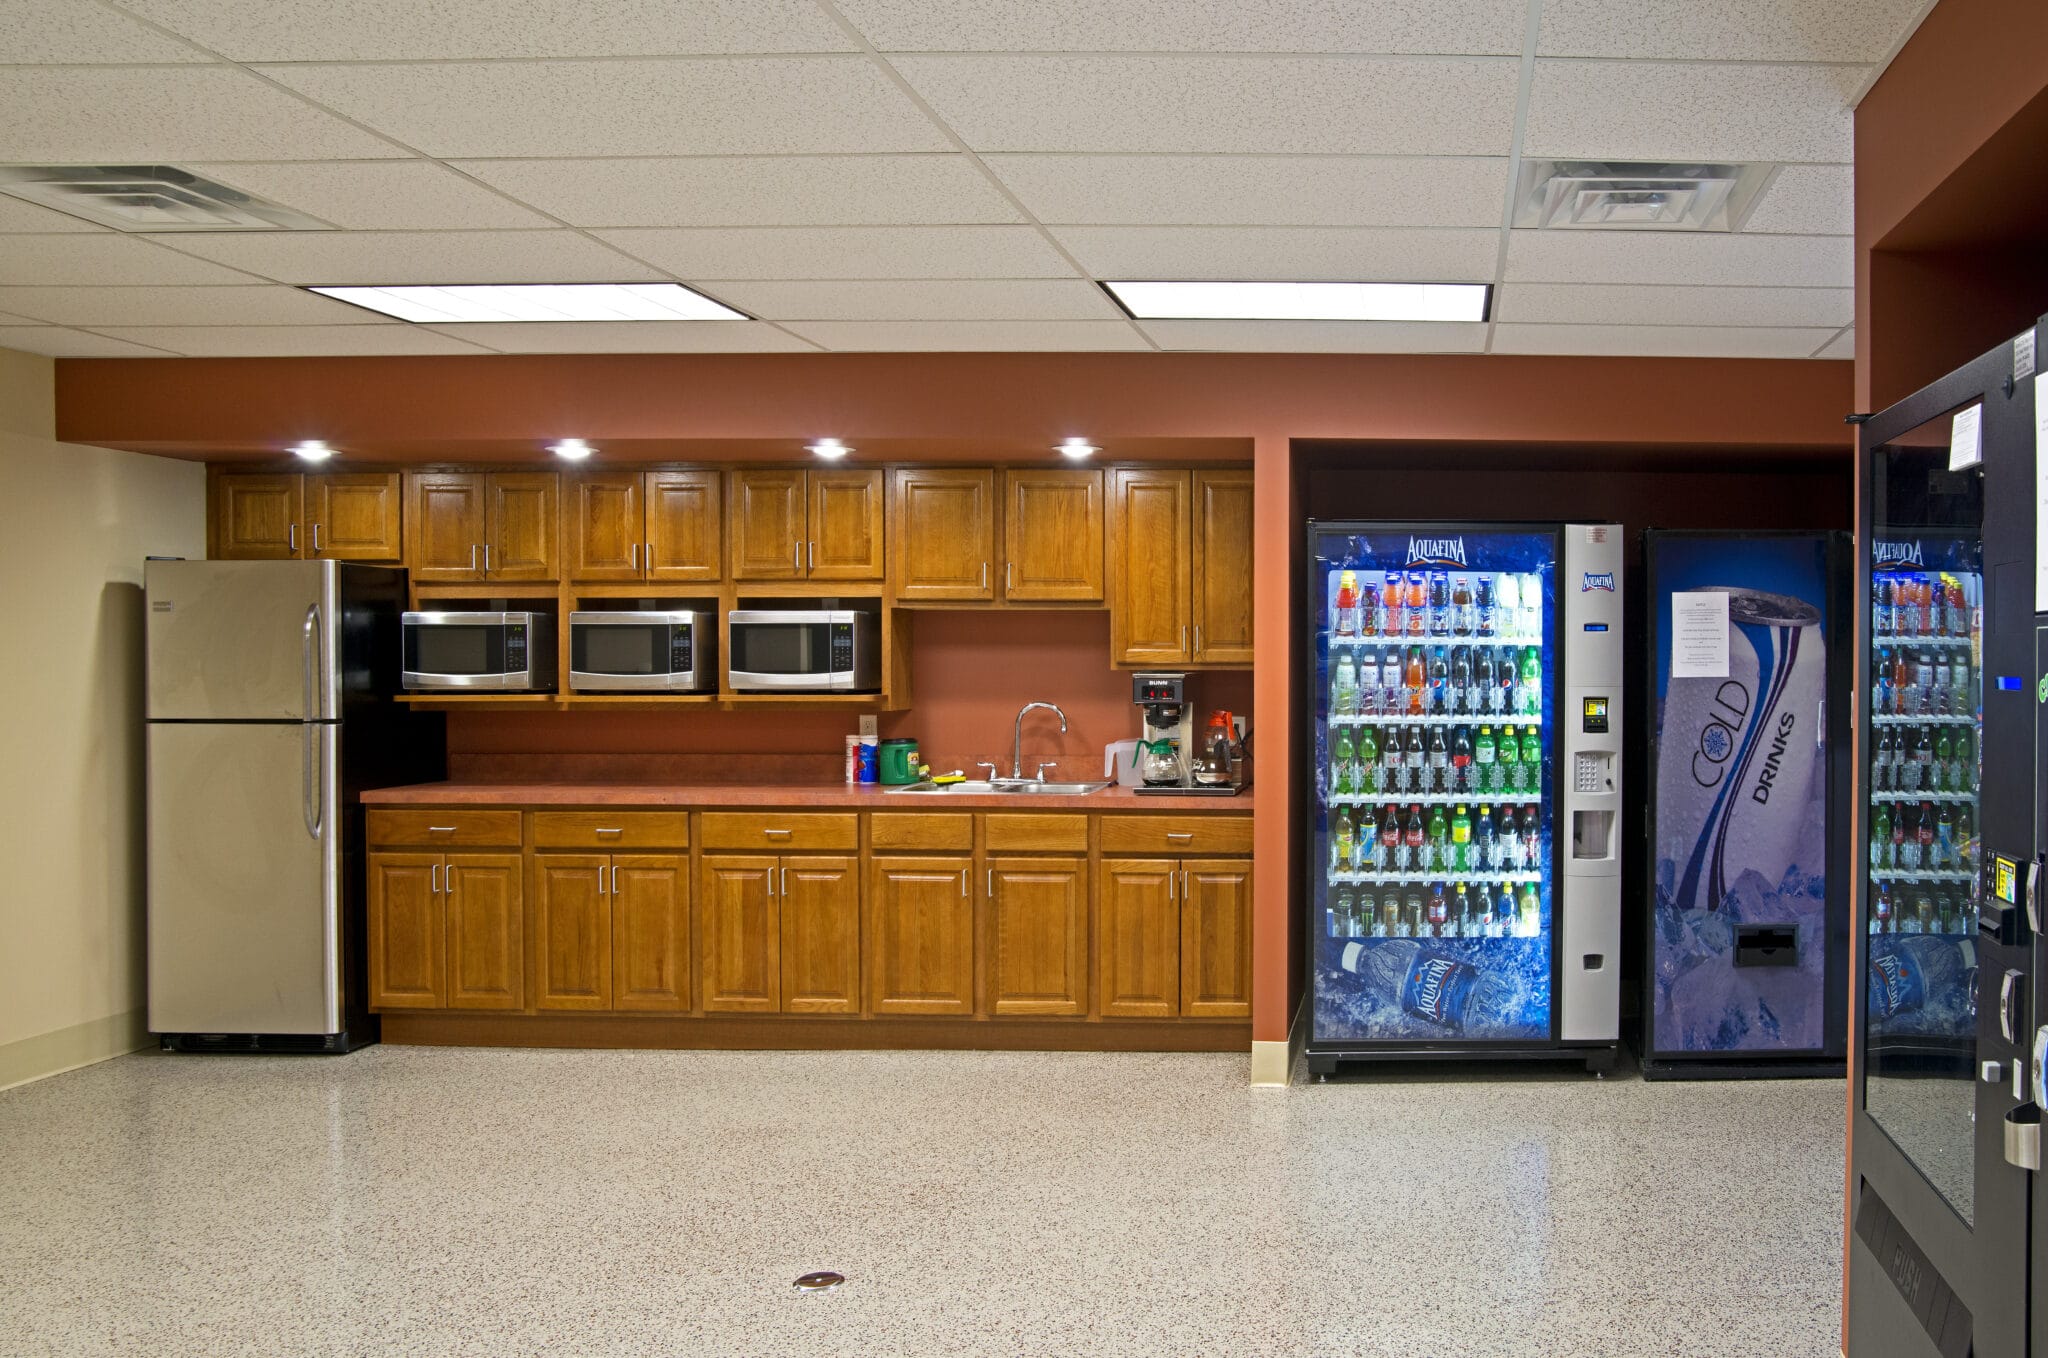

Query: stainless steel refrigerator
[145,559,442,1052]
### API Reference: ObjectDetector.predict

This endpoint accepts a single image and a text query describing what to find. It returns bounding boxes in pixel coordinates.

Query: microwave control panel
[670,626,693,673]
[505,624,526,670]
[830,622,854,673]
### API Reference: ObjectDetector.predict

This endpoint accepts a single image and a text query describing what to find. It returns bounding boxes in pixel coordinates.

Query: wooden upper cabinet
[444,853,523,1011]
[566,473,644,581]
[367,852,444,1010]
[808,468,884,579]
[1097,859,1180,1018]
[646,470,721,581]
[890,468,993,601]
[214,475,304,560]
[728,470,806,579]
[533,855,611,1011]
[1109,469,1192,665]
[698,855,781,1012]
[987,857,1087,1017]
[407,472,486,581]
[779,856,860,1014]
[865,855,975,1016]
[1191,470,1254,665]
[612,855,689,1013]
[484,472,558,581]
[1005,469,1104,602]
[307,473,402,561]
[1180,859,1252,1019]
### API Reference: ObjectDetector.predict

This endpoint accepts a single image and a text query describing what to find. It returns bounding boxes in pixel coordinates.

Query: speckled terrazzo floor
[0,1047,1844,1358]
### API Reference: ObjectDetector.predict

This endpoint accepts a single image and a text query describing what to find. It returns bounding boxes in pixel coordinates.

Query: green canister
[877,737,922,785]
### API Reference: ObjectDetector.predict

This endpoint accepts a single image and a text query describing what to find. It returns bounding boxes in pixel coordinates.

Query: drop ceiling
[0,0,1934,360]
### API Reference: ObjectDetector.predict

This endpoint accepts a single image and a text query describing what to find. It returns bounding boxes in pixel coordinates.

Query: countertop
[361,781,1255,811]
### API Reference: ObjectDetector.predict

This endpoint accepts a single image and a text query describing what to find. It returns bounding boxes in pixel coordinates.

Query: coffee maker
[1132,672,1192,788]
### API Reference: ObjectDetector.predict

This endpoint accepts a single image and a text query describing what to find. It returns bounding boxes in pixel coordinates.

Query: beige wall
[0,347,205,1088]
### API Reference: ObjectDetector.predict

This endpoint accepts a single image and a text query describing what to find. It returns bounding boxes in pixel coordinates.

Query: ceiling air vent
[1512,160,1776,231]
[0,164,331,231]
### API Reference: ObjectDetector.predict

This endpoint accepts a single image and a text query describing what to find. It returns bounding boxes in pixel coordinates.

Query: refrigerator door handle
[302,604,319,720]
[302,722,322,839]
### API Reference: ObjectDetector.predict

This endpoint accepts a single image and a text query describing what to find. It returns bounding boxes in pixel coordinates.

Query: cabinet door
[1098,859,1179,1017]
[646,470,722,582]
[865,856,975,1015]
[1109,469,1192,665]
[988,856,1088,1016]
[407,472,485,581]
[214,474,303,560]
[484,472,558,581]
[1191,470,1255,665]
[533,855,611,1010]
[728,470,805,579]
[307,473,402,562]
[1180,859,1252,1019]
[367,853,444,1009]
[779,856,860,1014]
[613,854,689,1012]
[697,855,781,1011]
[808,468,885,579]
[1005,469,1104,602]
[445,853,523,1010]
[890,468,993,601]
[566,473,644,581]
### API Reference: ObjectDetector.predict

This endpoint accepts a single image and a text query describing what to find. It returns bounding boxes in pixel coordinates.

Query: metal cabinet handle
[288,523,298,553]
[312,523,322,553]
[764,828,792,838]
[987,868,994,897]
[645,540,653,572]
[482,543,491,574]
[766,866,777,898]
[629,542,638,570]
[428,826,457,833]
[794,540,801,573]
[469,543,478,572]
[809,541,815,571]
[1007,561,1013,591]
[981,561,987,589]
[960,869,968,896]
[1182,869,1190,899]
[431,863,440,894]
[782,866,789,896]
[1195,623,1202,654]
[1181,624,1187,654]
[1166,831,1194,841]
[594,827,623,836]
[1168,870,1175,901]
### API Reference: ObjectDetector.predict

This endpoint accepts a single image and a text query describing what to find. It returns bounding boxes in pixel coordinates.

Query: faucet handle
[1033,761,1058,782]
[976,762,1001,781]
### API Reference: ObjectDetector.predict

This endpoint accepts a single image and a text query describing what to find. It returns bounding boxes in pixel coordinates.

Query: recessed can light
[1103,280,1490,323]
[806,438,852,460]
[548,439,595,461]
[290,440,334,462]
[1056,438,1099,459]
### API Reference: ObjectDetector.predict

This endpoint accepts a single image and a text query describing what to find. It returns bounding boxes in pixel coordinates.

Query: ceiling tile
[706,279,1119,321]
[143,230,665,285]
[0,235,265,285]
[1524,60,1860,163]
[597,226,1076,279]
[258,59,949,159]
[1503,231,1854,287]
[0,67,407,162]
[1490,323,1843,358]
[985,155,1510,228]
[423,321,816,354]
[0,195,106,233]
[1538,0,1928,63]
[0,325,180,356]
[0,0,210,64]
[837,0,1528,54]
[1052,226,1502,282]
[120,0,856,60]
[1741,165,1855,235]
[83,325,496,356]
[454,156,1020,228]
[1494,283,1852,328]
[778,319,1150,351]
[1814,328,1853,360]
[892,56,1521,154]
[1140,319,1487,352]
[187,161,553,230]
[0,284,390,326]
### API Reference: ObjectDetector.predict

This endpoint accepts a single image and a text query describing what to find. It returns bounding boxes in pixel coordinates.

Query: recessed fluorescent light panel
[308,283,747,324]
[1104,281,1489,323]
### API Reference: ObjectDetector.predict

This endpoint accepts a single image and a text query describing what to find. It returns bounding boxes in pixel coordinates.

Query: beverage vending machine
[1304,522,1624,1075]
[1642,530,1852,1079]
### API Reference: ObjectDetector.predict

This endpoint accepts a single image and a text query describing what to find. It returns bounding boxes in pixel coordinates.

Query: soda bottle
[1332,809,1354,872]
[1931,729,1953,793]
[1931,654,1952,713]
[1892,801,1912,869]
[1468,647,1493,713]
[1475,575,1497,637]
[1426,805,1449,870]
[1474,725,1497,792]
[1496,573,1521,641]
[1871,803,1892,871]
[1428,647,1450,714]
[1379,804,1403,871]
[1948,578,1969,638]
[1473,802,1496,870]
[1518,646,1542,715]
[1426,725,1449,793]
[1494,881,1517,936]
[1381,729,1404,795]
[1451,576,1474,636]
[1916,800,1936,868]
[1519,573,1542,638]
[1895,651,1918,716]
[1873,576,1891,636]
[1952,730,1973,794]
[1361,582,1383,639]
[1955,805,1974,870]
[1429,572,1451,636]
[1403,892,1425,936]
[1406,571,1427,637]
[1496,723,1520,794]
[1335,569,1360,637]
[1872,882,1893,933]
[1519,805,1542,869]
[1496,646,1518,714]
[1331,652,1358,717]
[1381,896,1402,938]
[1519,727,1541,791]
[1403,726,1426,793]
[1500,806,1521,868]
[1405,646,1426,715]
[1875,648,1894,714]
[1380,646,1405,715]
[1403,803,1426,872]
[1359,724,1382,792]
[1332,889,1355,936]
[1453,883,1475,937]
[1908,726,1933,793]
[1450,724,1473,792]
[1916,651,1936,714]
[1449,646,1471,714]
[1516,882,1541,938]
[1426,882,1450,935]
[1331,728,1356,795]
[1336,938,1526,1036]
[1933,804,1955,871]
[1450,804,1473,872]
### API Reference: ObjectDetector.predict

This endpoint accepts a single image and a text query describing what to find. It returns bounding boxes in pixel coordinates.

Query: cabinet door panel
[1109,469,1191,664]
[1180,859,1252,1019]
[368,853,444,1009]
[809,468,884,579]
[646,470,721,582]
[613,855,689,1012]
[891,468,992,600]
[534,855,610,1010]
[1098,859,1179,1018]
[865,856,975,1015]
[698,855,781,1012]
[1005,469,1103,602]
[214,475,303,560]
[308,473,402,562]
[780,856,860,1014]
[728,470,805,579]
[407,472,485,581]
[1191,470,1255,665]
[567,473,643,581]
[445,853,523,1010]
[485,472,558,581]
[988,857,1087,1016]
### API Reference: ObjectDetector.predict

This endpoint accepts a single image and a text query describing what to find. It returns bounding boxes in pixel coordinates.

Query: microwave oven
[401,611,556,691]
[726,609,881,693]
[569,610,714,693]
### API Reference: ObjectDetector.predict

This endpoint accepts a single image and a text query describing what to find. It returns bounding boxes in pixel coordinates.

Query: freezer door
[147,721,341,1035]
[147,559,339,721]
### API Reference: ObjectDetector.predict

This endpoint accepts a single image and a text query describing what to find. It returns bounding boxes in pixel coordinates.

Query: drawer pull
[763,828,792,837]
[428,825,457,833]
[593,827,624,835]
[1166,831,1194,841]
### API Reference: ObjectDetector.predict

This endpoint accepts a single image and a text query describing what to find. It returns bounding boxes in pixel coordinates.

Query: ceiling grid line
[1484,0,1545,355]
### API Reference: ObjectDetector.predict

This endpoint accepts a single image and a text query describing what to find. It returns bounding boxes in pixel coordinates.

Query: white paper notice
[1671,591,1731,678]
[2036,373,2048,611]
[1949,403,1983,470]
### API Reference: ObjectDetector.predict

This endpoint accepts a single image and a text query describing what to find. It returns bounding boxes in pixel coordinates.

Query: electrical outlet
[858,715,878,740]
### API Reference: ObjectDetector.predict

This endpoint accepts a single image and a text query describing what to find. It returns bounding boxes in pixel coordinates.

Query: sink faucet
[1011,702,1067,781]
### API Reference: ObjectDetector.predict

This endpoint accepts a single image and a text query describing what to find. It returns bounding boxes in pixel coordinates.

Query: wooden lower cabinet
[534,856,610,1010]
[1098,859,1179,1018]
[445,854,522,1010]
[369,853,444,1009]
[866,855,975,1015]
[612,855,689,1012]
[779,857,859,1013]
[1180,859,1252,1019]
[987,856,1087,1016]
[698,855,780,1012]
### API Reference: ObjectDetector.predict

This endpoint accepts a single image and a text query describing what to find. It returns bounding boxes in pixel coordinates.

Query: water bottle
[1338,939,1525,1037]
[1518,573,1542,639]
[1496,574,1520,641]
[1867,935,1975,1019]
[1331,652,1358,717]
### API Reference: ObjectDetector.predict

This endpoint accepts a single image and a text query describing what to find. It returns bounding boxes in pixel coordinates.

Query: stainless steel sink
[885,779,1109,796]
[886,780,1001,794]
[998,780,1111,795]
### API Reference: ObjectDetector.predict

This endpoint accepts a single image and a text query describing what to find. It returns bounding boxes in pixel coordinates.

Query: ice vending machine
[1304,522,1623,1076]
[1642,530,1852,1079]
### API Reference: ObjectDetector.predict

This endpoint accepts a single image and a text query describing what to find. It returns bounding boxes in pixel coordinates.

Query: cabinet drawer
[1098,815,1252,856]
[869,813,974,851]
[984,814,1089,853]
[531,811,690,850]
[700,812,858,852]
[367,809,521,848]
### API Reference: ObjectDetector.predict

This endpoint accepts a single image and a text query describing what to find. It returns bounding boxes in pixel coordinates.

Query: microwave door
[404,620,509,689]
[572,622,675,691]
[729,616,837,690]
